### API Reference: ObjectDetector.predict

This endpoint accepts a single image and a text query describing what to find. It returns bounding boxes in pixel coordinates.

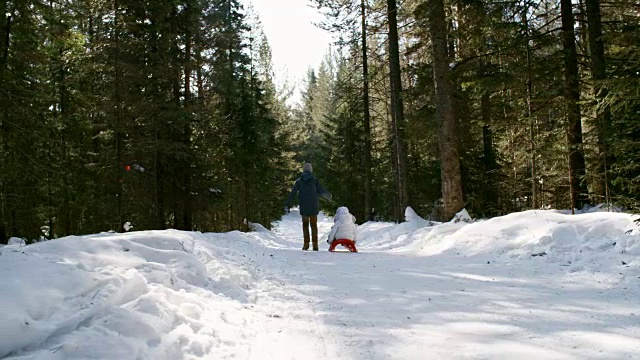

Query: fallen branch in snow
[178,241,192,254]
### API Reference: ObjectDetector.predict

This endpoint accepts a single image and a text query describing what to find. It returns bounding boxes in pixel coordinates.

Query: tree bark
[361,0,373,221]
[586,0,610,203]
[523,2,537,209]
[0,1,10,244]
[427,0,464,220]
[386,0,408,222]
[560,0,589,211]
[0,105,6,244]
[183,0,193,230]
[60,53,71,236]
[113,0,124,229]
[481,92,497,214]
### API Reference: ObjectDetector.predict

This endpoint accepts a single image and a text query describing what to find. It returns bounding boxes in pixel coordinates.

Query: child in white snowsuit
[327,206,358,244]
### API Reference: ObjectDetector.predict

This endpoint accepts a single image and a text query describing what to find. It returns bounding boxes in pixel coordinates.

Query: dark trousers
[302,215,318,250]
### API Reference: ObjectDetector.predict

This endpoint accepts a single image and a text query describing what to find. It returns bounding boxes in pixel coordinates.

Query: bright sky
[243,0,333,103]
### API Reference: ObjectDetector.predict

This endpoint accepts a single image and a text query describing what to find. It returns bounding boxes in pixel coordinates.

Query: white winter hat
[335,207,355,224]
[303,163,313,172]
[334,213,356,224]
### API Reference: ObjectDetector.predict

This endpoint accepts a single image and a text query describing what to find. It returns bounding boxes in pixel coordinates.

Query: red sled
[328,239,358,253]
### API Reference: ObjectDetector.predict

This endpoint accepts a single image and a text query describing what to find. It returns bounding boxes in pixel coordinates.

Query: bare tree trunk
[386,0,408,222]
[0,1,10,244]
[50,2,71,236]
[560,0,589,211]
[523,1,537,209]
[0,106,6,243]
[114,0,124,229]
[427,0,464,220]
[60,72,71,236]
[361,0,373,221]
[156,159,166,229]
[183,0,193,230]
[481,92,497,214]
[586,0,610,204]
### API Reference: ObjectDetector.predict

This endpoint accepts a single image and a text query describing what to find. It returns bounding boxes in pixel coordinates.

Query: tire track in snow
[245,265,341,359]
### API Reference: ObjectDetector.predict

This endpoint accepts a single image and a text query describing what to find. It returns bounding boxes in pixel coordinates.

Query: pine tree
[386,0,409,222]
[560,0,589,211]
[423,0,464,220]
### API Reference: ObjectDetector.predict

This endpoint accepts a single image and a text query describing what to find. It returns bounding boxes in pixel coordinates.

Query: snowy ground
[1,208,639,359]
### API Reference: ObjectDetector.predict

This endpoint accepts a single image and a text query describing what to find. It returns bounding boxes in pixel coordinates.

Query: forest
[1,0,638,242]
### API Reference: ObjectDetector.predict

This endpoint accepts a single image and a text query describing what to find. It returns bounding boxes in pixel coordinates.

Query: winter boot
[312,240,319,251]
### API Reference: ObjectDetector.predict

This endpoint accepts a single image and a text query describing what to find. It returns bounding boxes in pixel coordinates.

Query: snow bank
[0,230,265,359]
[354,207,439,251]
[8,237,26,246]
[356,209,640,285]
[409,211,638,260]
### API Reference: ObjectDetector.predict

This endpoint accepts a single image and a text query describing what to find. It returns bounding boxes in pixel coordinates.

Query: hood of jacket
[301,170,314,182]
[335,213,355,224]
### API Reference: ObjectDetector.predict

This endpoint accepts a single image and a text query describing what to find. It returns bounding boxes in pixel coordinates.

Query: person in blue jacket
[285,163,332,251]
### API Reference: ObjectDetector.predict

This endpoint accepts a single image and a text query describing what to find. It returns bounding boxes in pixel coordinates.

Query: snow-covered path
[1,208,639,359]
[252,210,640,359]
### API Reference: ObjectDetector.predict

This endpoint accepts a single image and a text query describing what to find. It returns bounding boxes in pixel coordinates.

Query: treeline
[0,0,295,242]
[2,0,639,242]
[300,0,640,223]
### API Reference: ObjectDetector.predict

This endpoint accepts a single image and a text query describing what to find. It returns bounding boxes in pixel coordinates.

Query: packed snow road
[1,208,639,359]
[255,210,640,359]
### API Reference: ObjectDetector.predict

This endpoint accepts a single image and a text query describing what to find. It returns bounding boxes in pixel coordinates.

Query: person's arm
[316,179,332,200]
[327,223,338,242]
[285,179,300,209]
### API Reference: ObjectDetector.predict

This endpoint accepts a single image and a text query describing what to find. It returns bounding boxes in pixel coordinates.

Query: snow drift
[0,209,639,359]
